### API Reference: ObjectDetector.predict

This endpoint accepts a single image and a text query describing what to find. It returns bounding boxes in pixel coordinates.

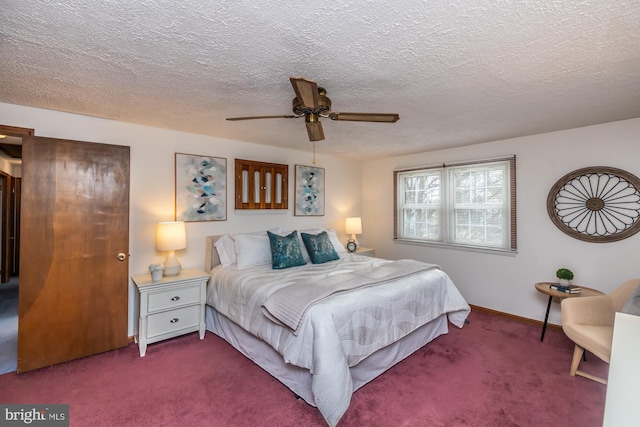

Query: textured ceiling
[1,0,639,160]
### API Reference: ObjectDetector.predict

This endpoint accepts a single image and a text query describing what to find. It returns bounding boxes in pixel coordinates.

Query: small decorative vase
[558,278,570,286]
[149,264,164,282]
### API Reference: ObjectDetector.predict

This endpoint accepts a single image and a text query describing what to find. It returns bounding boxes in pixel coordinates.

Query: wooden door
[17,136,130,373]
[0,124,32,282]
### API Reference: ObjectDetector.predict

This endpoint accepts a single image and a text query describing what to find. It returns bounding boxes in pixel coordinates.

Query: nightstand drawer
[147,284,201,312]
[147,305,200,338]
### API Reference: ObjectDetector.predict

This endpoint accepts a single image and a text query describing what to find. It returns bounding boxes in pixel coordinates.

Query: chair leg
[570,344,608,385]
[570,344,584,376]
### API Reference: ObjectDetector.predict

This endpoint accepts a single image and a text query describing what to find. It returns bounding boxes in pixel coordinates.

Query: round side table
[534,282,604,341]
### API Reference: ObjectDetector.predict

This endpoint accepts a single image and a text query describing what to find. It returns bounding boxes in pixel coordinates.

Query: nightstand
[355,247,375,257]
[132,268,209,357]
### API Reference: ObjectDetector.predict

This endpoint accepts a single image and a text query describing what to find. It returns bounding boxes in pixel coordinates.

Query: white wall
[0,102,363,335]
[362,118,640,325]
[4,100,638,330]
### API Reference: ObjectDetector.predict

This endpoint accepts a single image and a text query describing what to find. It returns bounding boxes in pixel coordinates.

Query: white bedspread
[207,254,470,426]
[262,259,439,334]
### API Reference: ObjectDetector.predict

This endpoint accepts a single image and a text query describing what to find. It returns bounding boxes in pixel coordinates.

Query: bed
[204,230,470,426]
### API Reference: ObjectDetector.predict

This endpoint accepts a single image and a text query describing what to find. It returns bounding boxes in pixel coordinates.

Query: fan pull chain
[312,142,316,164]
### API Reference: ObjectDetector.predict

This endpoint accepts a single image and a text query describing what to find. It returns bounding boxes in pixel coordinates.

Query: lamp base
[163,250,182,276]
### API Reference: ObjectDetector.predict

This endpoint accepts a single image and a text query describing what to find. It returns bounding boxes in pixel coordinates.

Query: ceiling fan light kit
[227,77,400,144]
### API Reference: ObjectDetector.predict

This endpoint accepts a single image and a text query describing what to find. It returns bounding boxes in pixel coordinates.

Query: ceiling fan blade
[329,112,400,123]
[306,122,325,141]
[290,77,319,109]
[226,115,298,121]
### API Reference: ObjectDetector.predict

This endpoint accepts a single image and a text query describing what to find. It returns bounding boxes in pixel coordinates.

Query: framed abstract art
[175,153,227,221]
[294,164,325,216]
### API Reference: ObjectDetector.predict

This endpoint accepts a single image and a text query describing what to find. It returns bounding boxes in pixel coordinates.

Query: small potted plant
[556,268,574,286]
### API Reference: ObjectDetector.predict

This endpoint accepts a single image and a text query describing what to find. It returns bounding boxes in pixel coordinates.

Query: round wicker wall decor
[547,166,640,242]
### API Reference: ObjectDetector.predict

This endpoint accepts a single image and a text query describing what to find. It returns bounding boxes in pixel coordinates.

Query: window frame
[394,156,517,254]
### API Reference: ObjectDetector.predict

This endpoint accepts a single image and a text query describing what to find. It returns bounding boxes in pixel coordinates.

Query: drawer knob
[171,296,180,301]
[170,318,179,323]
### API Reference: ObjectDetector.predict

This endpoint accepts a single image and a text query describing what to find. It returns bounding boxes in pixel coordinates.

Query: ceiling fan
[226,77,400,142]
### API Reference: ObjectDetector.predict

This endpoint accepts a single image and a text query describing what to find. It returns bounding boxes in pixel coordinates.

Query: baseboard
[469,304,562,331]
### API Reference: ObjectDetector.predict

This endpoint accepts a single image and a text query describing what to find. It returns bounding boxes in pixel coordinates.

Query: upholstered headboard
[204,235,222,273]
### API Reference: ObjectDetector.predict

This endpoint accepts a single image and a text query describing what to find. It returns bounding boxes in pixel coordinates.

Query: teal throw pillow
[301,231,340,264]
[267,231,307,269]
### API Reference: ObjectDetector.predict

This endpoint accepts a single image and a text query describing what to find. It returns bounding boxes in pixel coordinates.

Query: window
[394,156,516,253]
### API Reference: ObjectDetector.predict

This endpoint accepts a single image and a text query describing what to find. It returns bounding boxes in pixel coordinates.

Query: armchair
[560,278,640,384]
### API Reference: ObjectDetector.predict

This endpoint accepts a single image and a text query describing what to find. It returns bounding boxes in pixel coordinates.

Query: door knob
[117,253,127,261]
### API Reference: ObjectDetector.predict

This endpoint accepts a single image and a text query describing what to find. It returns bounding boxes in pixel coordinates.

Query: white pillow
[216,228,282,268]
[214,234,236,267]
[233,234,271,269]
[326,229,347,255]
[232,229,283,269]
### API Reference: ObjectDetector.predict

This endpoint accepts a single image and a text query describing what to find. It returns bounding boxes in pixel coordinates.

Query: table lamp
[345,217,362,252]
[156,221,187,276]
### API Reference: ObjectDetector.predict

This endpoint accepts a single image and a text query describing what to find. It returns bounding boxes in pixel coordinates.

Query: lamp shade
[345,217,363,235]
[156,221,187,251]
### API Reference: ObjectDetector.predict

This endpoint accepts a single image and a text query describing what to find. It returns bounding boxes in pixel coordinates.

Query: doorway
[0,126,130,373]
[0,124,29,374]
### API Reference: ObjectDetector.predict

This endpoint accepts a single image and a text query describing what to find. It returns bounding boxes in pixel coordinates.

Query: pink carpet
[0,310,607,426]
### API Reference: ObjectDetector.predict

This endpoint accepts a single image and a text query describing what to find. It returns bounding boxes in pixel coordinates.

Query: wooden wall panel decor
[235,159,288,210]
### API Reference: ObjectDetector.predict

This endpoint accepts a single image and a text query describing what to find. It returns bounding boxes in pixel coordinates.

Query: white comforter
[207,254,470,426]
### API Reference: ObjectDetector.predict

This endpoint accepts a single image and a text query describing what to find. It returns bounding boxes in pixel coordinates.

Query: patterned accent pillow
[267,231,307,270]
[301,231,340,264]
